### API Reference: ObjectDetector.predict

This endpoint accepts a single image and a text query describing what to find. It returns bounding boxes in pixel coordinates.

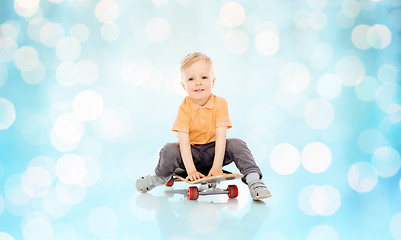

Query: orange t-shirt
[172,94,232,144]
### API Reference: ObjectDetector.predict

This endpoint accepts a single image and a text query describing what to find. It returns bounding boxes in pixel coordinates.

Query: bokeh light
[304,99,334,129]
[101,23,120,42]
[298,185,341,216]
[307,225,339,240]
[220,2,245,28]
[22,217,53,240]
[14,46,39,72]
[42,189,72,218]
[335,55,365,86]
[378,63,398,83]
[254,30,280,56]
[92,106,134,141]
[0,98,16,130]
[301,142,332,173]
[225,30,249,55]
[55,181,86,205]
[14,0,39,18]
[352,24,371,49]
[310,186,341,216]
[70,24,90,43]
[348,162,378,192]
[358,128,386,154]
[50,113,85,151]
[15,0,40,10]
[28,156,56,182]
[152,0,168,6]
[145,18,170,42]
[95,0,120,23]
[79,155,101,186]
[0,37,18,62]
[76,59,99,85]
[21,166,52,198]
[1,22,20,40]
[269,143,300,175]
[0,63,7,87]
[56,154,86,185]
[21,61,45,84]
[308,42,332,70]
[48,101,71,122]
[40,22,64,47]
[354,76,380,102]
[52,223,77,240]
[390,212,401,239]
[0,232,14,240]
[308,11,327,31]
[258,230,287,240]
[279,62,310,93]
[375,82,401,113]
[72,90,103,121]
[294,9,310,30]
[367,24,392,49]
[0,195,4,216]
[5,175,31,205]
[56,37,81,62]
[316,74,342,100]
[308,0,327,10]
[371,146,401,177]
[27,17,48,42]
[88,206,118,237]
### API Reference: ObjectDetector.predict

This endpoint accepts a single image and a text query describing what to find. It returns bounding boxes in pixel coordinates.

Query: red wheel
[165,177,174,187]
[227,185,238,198]
[187,187,199,200]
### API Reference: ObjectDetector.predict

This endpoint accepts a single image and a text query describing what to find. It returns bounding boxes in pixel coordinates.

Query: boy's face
[181,60,215,105]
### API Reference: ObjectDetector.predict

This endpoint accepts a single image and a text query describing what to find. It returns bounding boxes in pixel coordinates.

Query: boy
[136,52,271,200]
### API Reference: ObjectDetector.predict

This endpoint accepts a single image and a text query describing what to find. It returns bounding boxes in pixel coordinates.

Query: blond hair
[180,52,214,74]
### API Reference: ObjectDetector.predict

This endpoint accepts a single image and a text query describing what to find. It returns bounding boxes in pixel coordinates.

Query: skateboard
[165,168,243,200]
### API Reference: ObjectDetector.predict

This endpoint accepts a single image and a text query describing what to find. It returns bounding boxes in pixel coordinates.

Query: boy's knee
[160,143,180,159]
[227,138,246,149]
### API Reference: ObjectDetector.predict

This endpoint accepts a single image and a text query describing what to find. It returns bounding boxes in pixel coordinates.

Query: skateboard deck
[173,171,243,184]
[165,168,243,200]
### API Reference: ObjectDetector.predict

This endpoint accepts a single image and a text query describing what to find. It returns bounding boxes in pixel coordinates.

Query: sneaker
[136,175,169,193]
[248,180,272,200]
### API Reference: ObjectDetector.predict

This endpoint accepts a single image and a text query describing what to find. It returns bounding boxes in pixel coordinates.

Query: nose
[195,78,201,85]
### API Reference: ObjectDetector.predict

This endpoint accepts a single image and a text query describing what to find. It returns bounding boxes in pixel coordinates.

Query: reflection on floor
[130,179,274,240]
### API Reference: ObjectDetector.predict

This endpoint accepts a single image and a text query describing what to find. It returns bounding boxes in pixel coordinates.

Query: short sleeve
[172,105,190,133]
[215,98,232,129]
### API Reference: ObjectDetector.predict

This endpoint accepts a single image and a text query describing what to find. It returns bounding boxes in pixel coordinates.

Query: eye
[202,76,208,79]
[188,78,193,81]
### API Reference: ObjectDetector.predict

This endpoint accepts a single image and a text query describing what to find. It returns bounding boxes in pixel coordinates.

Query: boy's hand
[185,171,205,182]
[207,167,224,177]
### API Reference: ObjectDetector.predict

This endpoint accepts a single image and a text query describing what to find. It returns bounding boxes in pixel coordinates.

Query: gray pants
[155,138,262,183]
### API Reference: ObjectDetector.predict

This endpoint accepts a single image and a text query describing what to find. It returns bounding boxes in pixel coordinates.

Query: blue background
[0,0,401,239]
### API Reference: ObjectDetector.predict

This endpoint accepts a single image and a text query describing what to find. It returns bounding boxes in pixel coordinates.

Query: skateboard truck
[165,169,241,200]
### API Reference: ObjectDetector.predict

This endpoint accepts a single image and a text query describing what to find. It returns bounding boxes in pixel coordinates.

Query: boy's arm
[208,126,227,176]
[177,131,205,182]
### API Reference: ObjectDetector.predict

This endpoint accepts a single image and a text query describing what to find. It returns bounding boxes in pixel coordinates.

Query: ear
[212,77,216,88]
[181,81,186,91]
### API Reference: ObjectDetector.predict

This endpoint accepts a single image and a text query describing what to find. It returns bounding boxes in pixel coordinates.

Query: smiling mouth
[194,89,205,92]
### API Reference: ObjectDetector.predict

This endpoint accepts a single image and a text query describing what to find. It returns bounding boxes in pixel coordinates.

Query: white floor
[129,179,274,240]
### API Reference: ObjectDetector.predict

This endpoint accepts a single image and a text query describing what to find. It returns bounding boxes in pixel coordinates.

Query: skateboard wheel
[165,177,174,187]
[187,187,199,200]
[227,185,238,198]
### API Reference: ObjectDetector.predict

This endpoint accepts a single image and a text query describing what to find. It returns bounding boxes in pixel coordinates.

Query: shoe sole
[253,193,272,201]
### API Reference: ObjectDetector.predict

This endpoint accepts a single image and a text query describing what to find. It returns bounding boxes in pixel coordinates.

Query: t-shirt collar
[188,94,215,111]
